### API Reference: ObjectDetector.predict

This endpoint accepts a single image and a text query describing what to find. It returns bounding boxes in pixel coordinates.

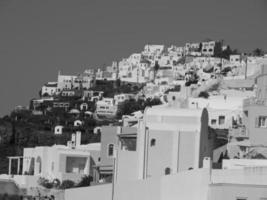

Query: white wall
[209,184,267,200]
[116,151,139,182]
[160,169,210,200]
[115,169,210,200]
[65,184,112,200]
[115,176,161,200]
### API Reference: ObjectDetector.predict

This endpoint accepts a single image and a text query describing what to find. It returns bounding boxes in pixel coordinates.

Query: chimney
[117,126,122,135]
[76,131,81,147]
[71,133,76,148]
[67,141,72,148]
[203,157,211,169]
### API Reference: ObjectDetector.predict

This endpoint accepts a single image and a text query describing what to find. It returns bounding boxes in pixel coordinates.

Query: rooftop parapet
[243,97,267,107]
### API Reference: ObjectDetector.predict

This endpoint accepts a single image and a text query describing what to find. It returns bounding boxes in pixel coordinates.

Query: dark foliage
[117,98,162,118]
[59,180,75,189]
[198,91,210,99]
[252,48,265,57]
[76,175,93,187]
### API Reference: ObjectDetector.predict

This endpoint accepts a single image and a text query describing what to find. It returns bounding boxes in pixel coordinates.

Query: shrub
[76,175,93,188]
[52,178,61,188]
[60,180,75,189]
[37,177,53,189]
[198,91,209,99]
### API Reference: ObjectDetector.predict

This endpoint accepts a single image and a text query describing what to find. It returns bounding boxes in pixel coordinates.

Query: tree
[252,48,264,57]
[153,61,160,80]
[213,41,223,58]
[220,45,239,60]
[198,43,202,52]
[115,78,121,88]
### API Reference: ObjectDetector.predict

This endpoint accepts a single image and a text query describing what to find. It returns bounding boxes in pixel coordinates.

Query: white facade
[143,45,164,57]
[22,145,96,182]
[201,41,216,56]
[96,98,118,117]
[41,82,57,96]
[230,55,241,64]
[57,71,93,92]
[114,94,135,105]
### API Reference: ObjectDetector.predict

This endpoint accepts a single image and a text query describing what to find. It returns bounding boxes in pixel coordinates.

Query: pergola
[7,156,32,175]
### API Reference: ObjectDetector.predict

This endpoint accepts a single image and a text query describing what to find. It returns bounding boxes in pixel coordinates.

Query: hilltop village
[1,40,267,200]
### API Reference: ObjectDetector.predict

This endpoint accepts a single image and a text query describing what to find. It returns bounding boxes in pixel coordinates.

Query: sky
[0,0,267,116]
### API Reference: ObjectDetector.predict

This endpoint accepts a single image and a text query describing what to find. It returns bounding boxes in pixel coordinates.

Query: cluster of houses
[3,40,267,200]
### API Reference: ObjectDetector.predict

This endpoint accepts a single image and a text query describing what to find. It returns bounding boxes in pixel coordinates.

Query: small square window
[150,139,156,147]
[219,116,225,125]
[211,119,217,125]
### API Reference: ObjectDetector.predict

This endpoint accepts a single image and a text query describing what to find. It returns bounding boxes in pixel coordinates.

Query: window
[257,116,267,128]
[150,139,156,147]
[211,119,217,125]
[218,116,225,125]
[66,157,87,173]
[108,144,114,157]
[165,167,171,175]
[120,138,137,151]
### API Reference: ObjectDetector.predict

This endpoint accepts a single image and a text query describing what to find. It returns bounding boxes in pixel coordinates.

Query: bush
[198,91,209,99]
[60,180,75,189]
[37,177,53,189]
[76,175,93,187]
[52,178,61,189]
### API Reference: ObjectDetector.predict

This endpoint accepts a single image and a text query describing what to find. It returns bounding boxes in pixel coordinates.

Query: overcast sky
[0,0,267,116]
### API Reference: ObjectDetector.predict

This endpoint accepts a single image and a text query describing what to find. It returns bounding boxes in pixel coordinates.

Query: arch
[36,156,42,174]
[108,144,114,157]
[28,158,35,175]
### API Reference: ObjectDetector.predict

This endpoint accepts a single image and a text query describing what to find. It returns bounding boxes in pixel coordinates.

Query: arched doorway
[35,156,42,174]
